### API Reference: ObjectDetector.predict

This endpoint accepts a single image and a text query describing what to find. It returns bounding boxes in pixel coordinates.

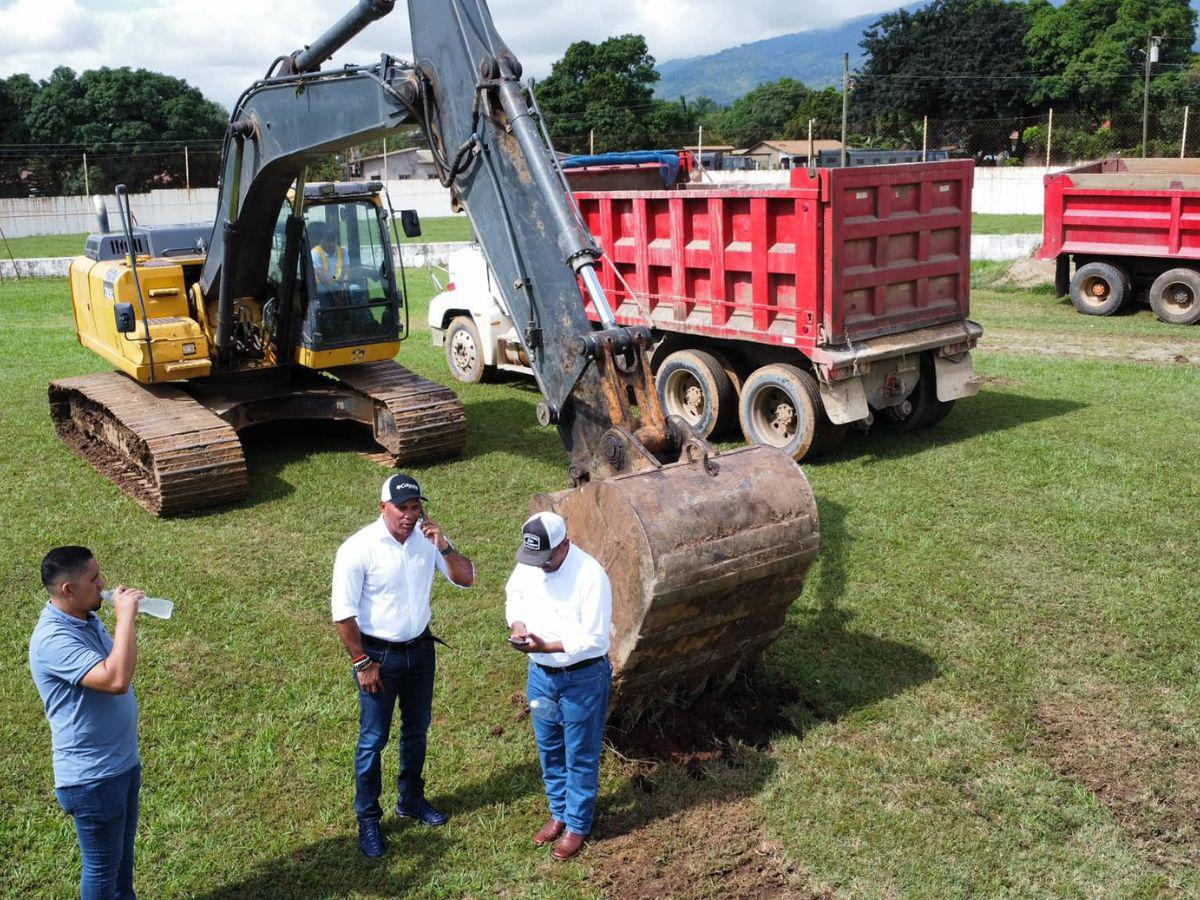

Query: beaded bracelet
[352,654,372,672]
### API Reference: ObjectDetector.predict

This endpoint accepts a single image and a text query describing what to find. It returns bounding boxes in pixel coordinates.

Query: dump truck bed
[575,160,974,349]
[1039,158,1200,262]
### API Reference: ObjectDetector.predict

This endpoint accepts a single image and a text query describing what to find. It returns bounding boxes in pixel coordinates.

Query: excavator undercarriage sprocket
[49,372,248,516]
[49,361,467,517]
[535,444,820,724]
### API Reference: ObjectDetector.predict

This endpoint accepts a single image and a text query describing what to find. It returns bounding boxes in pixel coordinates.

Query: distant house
[740,139,844,170]
[356,147,439,180]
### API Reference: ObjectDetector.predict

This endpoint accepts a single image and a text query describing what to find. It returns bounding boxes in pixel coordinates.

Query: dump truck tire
[445,316,489,383]
[738,363,830,460]
[655,349,736,439]
[1070,261,1130,316]
[1148,267,1200,325]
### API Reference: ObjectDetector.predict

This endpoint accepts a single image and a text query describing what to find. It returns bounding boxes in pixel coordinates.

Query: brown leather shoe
[533,818,565,846]
[552,830,585,860]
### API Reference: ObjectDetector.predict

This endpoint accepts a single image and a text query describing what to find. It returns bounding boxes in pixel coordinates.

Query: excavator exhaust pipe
[535,445,820,724]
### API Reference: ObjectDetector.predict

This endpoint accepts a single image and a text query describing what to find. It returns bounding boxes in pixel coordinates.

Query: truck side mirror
[114,303,136,334]
[400,209,422,238]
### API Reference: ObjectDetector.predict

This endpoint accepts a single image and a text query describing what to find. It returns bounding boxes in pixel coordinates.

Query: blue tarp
[561,151,681,187]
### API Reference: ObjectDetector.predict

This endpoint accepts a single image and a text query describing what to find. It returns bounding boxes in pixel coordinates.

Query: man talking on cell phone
[331,474,474,858]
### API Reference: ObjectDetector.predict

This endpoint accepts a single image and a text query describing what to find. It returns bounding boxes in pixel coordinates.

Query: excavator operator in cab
[311,224,348,294]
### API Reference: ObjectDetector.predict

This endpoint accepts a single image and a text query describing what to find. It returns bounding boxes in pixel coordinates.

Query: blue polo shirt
[29,602,139,788]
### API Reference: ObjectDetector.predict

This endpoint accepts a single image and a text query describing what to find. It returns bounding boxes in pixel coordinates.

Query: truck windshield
[302,199,398,347]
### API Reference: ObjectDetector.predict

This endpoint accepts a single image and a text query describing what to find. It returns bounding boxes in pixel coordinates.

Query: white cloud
[0,0,900,109]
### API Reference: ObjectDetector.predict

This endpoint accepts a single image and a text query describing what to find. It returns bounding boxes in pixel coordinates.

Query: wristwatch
[439,541,455,557]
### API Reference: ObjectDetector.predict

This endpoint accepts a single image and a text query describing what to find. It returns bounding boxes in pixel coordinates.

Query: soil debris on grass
[592,798,825,900]
[982,328,1200,365]
[1037,690,1200,872]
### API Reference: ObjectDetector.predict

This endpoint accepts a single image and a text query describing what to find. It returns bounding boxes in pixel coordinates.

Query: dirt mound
[995,257,1057,288]
[608,675,798,771]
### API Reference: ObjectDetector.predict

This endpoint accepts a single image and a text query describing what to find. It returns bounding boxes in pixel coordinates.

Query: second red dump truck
[1040,157,1200,325]
[430,160,983,460]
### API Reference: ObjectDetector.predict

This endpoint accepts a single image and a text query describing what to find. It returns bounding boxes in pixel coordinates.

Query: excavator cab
[271,181,406,367]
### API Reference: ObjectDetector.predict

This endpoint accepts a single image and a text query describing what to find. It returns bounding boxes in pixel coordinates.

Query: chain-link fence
[0,145,223,199]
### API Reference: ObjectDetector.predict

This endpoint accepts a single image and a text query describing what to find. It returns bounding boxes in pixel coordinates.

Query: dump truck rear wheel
[656,349,736,439]
[1070,261,1129,316]
[445,316,489,383]
[738,363,827,460]
[884,354,954,432]
[1148,267,1200,325]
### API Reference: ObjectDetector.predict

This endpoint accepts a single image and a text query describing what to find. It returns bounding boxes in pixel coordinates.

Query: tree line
[0,67,228,198]
[535,0,1200,160]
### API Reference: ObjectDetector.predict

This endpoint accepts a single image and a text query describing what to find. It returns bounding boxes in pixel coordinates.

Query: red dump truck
[430,160,983,460]
[1040,158,1200,325]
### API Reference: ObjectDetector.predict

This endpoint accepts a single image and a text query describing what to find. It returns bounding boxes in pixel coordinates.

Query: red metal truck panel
[1039,158,1200,262]
[575,160,973,350]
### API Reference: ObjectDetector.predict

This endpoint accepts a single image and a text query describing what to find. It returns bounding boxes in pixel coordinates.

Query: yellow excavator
[50,0,820,718]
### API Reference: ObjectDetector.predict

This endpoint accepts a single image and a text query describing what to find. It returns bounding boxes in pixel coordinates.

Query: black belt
[362,628,449,650]
[537,655,606,674]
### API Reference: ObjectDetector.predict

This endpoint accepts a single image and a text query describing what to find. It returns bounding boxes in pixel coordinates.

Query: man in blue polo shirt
[29,546,146,900]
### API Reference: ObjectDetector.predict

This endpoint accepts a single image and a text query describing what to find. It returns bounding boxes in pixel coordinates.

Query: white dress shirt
[505,544,612,667]
[331,516,469,642]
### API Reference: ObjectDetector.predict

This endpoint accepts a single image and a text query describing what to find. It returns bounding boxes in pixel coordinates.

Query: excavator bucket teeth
[534,445,820,724]
[49,373,248,517]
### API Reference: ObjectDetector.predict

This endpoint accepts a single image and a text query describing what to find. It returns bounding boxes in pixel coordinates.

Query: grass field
[971,213,1043,235]
[2,271,1198,897]
[1,217,474,260]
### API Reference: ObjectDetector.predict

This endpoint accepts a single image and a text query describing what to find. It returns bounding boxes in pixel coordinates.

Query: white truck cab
[428,245,531,383]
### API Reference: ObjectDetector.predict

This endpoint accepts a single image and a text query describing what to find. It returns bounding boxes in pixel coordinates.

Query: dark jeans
[353,638,436,821]
[54,764,141,900]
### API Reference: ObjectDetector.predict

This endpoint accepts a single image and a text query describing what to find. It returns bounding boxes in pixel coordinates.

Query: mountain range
[654,1,1200,107]
[653,9,887,106]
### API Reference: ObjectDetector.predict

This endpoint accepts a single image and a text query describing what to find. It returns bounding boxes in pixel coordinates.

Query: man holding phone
[506,511,612,861]
[332,474,474,858]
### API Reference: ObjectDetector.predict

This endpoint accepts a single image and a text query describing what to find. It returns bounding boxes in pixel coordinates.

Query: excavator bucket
[534,444,820,723]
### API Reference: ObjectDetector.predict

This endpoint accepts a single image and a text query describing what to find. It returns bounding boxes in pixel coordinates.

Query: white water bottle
[101,589,174,620]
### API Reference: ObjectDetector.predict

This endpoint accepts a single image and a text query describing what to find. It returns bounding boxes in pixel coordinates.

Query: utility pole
[589,129,594,155]
[1183,106,1190,158]
[697,125,704,177]
[1143,33,1162,158]
[184,146,191,192]
[807,118,814,169]
[82,152,89,196]
[382,136,388,182]
[922,116,928,162]
[840,53,850,167]
[1046,108,1053,168]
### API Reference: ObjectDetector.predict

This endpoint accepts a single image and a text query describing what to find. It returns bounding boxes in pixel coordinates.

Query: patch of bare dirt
[996,257,1057,288]
[983,327,1200,365]
[1037,689,1200,871]
[592,798,825,900]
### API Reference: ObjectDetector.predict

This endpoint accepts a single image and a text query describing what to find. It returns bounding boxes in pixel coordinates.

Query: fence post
[1045,108,1053,168]
[807,118,814,168]
[184,146,191,192]
[1182,106,1190,158]
[840,53,849,167]
[922,116,928,162]
[82,152,89,196]
[589,129,594,155]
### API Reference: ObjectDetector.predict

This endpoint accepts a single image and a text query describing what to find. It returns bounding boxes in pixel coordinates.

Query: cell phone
[507,635,531,646]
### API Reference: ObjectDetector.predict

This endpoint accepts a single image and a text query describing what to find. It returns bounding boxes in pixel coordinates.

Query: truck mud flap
[933,354,980,402]
[819,377,869,425]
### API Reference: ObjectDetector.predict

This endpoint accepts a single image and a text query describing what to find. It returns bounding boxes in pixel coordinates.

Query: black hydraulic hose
[115,185,156,383]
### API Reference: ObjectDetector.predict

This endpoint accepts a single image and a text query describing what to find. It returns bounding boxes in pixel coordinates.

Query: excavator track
[49,373,248,517]
[326,360,468,464]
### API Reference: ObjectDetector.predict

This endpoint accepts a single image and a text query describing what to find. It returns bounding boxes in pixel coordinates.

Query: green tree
[536,34,694,152]
[1025,0,1197,119]
[855,0,1044,123]
[781,87,845,139]
[716,78,821,147]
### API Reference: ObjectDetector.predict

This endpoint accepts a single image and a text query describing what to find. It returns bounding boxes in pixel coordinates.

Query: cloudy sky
[0,0,899,109]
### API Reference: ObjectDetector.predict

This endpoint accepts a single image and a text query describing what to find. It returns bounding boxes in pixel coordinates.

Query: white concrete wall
[0,165,1065,242]
[0,241,475,280]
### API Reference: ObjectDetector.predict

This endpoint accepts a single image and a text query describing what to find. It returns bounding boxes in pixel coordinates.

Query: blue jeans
[354,639,436,821]
[54,764,141,900]
[526,657,612,835]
